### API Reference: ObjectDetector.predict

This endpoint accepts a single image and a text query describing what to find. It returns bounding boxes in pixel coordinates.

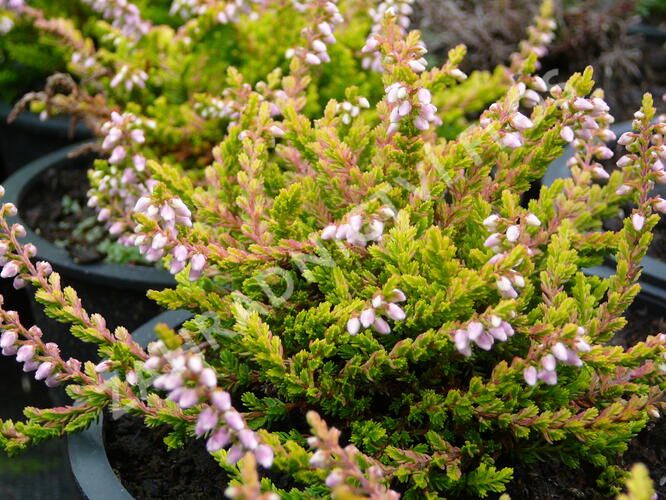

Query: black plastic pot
[68,310,192,500]
[543,121,666,304]
[0,101,92,180]
[3,143,176,361]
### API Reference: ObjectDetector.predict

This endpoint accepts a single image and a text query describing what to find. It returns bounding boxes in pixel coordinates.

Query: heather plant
[2,0,541,253]
[0,3,665,500]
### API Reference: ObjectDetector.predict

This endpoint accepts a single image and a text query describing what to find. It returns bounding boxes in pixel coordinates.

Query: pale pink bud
[179,389,199,409]
[618,132,635,146]
[560,126,574,143]
[474,331,494,350]
[373,317,391,334]
[187,356,203,373]
[632,213,645,231]
[255,444,274,468]
[45,374,61,387]
[541,354,556,371]
[408,60,426,72]
[483,214,499,228]
[191,254,206,272]
[502,132,523,149]
[211,390,231,412]
[616,185,632,196]
[199,367,217,388]
[654,197,666,213]
[391,289,406,302]
[322,225,337,240]
[524,366,538,386]
[417,88,431,105]
[269,125,285,137]
[225,410,245,431]
[130,129,145,144]
[95,360,113,373]
[372,295,383,308]
[347,317,360,336]
[16,344,35,363]
[398,100,412,117]
[617,155,633,168]
[511,113,533,131]
[35,361,54,381]
[552,342,569,362]
[573,98,594,111]
[360,309,375,328]
[326,469,343,488]
[413,117,430,131]
[1,261,20,278]
[505,225,520,242]
[238,429,258,450]
[108,146,126,165]
[196,407,218,437]
[537,369,557,385]
[305,53,321,65]
[361,37,378,53]
[591,166,609,180]
[310,450,327,468]
[525,214,541,227]
[386,303,406,321]
[206,428,231,452]
[98,208,111,222]
[0,331,18,348]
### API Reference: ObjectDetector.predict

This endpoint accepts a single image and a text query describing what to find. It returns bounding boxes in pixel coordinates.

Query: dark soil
[104,413,231,499]
[20,163,106,264]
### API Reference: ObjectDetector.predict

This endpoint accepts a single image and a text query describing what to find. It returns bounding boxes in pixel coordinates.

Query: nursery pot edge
[67,309,193,500]
[2,142,175,291]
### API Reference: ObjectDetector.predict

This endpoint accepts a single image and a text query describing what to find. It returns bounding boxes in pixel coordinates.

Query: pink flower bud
[321,225,337,240]
[211,390,231,412]
[35,362,54,381]
[502,132,523,149]
[95,360,113,373]
[417,88,431,105]
[1,261,20,279]
[199,367,217,388]
[591,166,609,180]
[36,260,52,276]
[618,132,635,146]
[484,233,502,248]
[305,53,321,65]
[346,317,360,336]
[386,303,406,321]
[474,331,494,351]
[238,429,258,450]
[573,98,594,111]
[0,330,18,348]
[372,317,391,335]
[537,369,557,385]
[326,469,343,488]
[467,322,484,341]
[408,60,426,72]
[483,214,499,228]
[541,354,556,371]
[510,113,533,131]
[130,129,145,144]
[616,185,632,196]
[16,344,35,363]
[525,214,541,227]
[552,342,568,362]
[413,117,430,131]
[505,225,520,242]
[109,146,126,165]
[310,450,327,468]
[632,213,645,231]
[360,308,376,328]
[45,374,61,387]
[206,427,231,452]
[361,37,378,53]
[179,389,199,409]
[225,410,245,431]
[269,125,285,137]
[391,288,406,302]
[524,366,538,386]
[196,407,219,437]
[23,360,39,372]
[255,444,274,468]
[617,155,633,168]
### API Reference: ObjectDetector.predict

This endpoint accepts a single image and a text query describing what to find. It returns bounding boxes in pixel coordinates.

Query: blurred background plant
[413,0,666,120]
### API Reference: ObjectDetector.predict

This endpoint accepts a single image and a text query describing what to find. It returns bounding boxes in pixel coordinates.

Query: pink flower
[224,410,245,431]
[510,112,533,131]
[255,444,274,468]
[0,330,17,349]
[347,317,361,336]
[211,390,231,412]
[505,225,520,243]
[391,289,406,302]
[326,469,343,488]
[360,308,375,328]
[226,445,244,465]
[16,344,35,363]
[386,303,406,321]
[206,428,231,453]
[199,367,217,388]
[524,366,537,386]
[632,213,645,231]
[34,361,55,381]
[1,261,20,279]
[484,233,502,248]
[238,429,258,450]
[321,225,337,240]
[502,132,523,149]
[372,317,391,335]
[573,98,594,111]
[195,408,218,437]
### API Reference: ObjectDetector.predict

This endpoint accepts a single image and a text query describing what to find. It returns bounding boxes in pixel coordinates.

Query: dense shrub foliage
[0,1,664,498]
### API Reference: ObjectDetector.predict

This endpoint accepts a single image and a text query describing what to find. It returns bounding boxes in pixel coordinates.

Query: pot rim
[67,309,193,500]
[2,142,176,290]
[543,120,666,300]
[0,101,91,139]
